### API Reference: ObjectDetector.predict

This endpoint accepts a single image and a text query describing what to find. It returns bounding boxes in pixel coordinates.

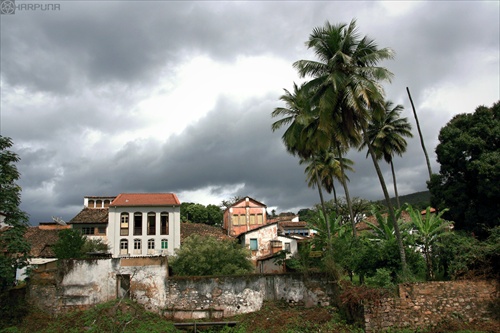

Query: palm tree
[271,82,331,240]
[301,149,355,220]
[293,20,408,272]
[361,101,413,209]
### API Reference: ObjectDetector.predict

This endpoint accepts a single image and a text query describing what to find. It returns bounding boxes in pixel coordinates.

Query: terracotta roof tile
[278,221,308,228]
[111,193,180,207]
[24,227,60,258]
[180,223,233,242]
[69,208,109,224]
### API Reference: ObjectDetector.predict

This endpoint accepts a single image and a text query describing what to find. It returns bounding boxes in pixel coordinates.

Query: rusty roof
[69,208,109,224]
[111,193,180,207]
[180,222,234,242]
[357,211,412,231]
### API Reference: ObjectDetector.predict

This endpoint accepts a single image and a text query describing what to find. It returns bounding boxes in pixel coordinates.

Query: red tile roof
[111,193,180,207]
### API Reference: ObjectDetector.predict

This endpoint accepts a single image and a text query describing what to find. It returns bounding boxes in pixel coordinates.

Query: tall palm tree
[293,20,408,272]
[361,101,413,209]
[271,82,331,241]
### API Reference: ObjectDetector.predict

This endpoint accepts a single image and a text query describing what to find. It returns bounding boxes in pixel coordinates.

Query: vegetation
[0,136,31,292]
[53,229,109,259]
[180,202,223,226]
[428,101,500,239]
[272,19,410,274]
[170,235,253,276]
[2,298,497,333]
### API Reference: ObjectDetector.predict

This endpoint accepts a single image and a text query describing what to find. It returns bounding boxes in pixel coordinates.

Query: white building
[69,193,181,257]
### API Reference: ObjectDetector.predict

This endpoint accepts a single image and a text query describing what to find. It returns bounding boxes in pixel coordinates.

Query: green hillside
[376,190,431,209]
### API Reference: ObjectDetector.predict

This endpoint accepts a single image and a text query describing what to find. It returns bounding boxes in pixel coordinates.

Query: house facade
[223,196,268,237]
[238,222,298,272]
[69,193,181,257]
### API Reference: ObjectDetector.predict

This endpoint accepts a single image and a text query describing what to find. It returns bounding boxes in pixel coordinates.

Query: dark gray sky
[1,1,498,224]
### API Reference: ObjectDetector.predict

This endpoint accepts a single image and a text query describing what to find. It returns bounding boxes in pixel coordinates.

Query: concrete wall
[364,280,499,333]
[28,257,168,313]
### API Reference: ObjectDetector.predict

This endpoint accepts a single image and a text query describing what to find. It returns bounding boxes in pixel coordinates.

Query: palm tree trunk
[331,179,339,216]
[390,160,401,209]
[406,87,432,181]
[313,158,331,243]
[363,128,408,273]
[336,145,357,238]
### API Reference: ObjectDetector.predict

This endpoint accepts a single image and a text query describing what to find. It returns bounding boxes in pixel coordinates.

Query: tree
[206,204,223,226]
[272,82,332,241]
[53,229,86,259]
[0,136,31,291]
[428,101,500,239]
[361,101,413,208]
[407,206,452,280]
[170,235,253,276]
[293,20,407,272]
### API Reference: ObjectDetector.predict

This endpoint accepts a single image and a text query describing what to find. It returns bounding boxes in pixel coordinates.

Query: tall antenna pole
[406,87,433,181]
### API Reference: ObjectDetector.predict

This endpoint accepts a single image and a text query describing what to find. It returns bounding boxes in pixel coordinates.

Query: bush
[170,235,254,276]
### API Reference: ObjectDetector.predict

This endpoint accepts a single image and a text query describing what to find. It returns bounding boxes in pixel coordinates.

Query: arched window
[96,200,102,208]
[104,200,110,208]
[147,212,156,235]
[160,212,169,235]
[148,239,155,253]
[88,200,95,208]
[120,239,128,255]
[134,239,141,254]
[120,213,129,236]
[161,239,168,250]
[134,212,142,235]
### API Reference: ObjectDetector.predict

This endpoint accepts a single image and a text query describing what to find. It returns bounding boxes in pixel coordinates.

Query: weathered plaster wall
[28,257,168,313]
[364,280,499,333]
[163,273,337,320]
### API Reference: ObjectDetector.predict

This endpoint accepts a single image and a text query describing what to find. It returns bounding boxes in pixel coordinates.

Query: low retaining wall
[364,280,498,332]
[163,273,337,319]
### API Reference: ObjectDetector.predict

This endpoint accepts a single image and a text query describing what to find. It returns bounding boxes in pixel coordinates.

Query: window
[271,240,282,248]
[160,212,169,235]
[249,215,256,225]
[134,212,142,235]
[239,215,246,226]
[232,215,239,225]
[148,239,155,250]
[120,239,128,255]
[161,239,168,249]
[257,214,263,224]
[82,227,94,235]
[147,212,156,235]
[285,243,291,253]
[97,226,106,235]
[250,238,258,251]
[120,213,129,236]
[134,239,141,250]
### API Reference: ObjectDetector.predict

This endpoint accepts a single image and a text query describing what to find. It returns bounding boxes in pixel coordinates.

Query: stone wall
[364,280,499,332]
[163,273,337,320]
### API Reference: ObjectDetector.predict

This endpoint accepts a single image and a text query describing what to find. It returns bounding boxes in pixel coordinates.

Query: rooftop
[111,193,180,207]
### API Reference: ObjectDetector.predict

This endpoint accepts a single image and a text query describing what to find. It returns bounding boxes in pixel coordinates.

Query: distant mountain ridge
[377,190,431,209]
